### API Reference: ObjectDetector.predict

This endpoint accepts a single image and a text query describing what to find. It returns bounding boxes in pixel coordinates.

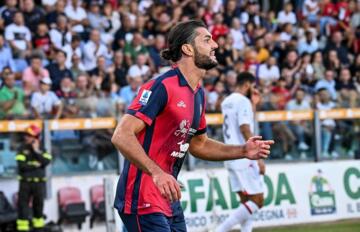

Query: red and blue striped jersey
[114,67,207,217]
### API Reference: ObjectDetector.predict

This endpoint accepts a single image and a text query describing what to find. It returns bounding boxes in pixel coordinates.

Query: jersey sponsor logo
[309,169,336,215]
[171,140,189,158]
[139,90,152,105]
[177,100,186,108]
[174,119,191,138]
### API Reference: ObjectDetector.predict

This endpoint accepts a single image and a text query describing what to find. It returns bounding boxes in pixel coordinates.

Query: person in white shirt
[286,88,312,154]
[258,56,280,86]
[64,0,88,33]
[230,18,245,51]
[4,11,32,57]
[49,15,72,50]
[127,54,150,81]
[62,35,82,69]
[217,72,265,232]
[277,2,297,25]
[83,29,112,71]
[303,0,319,23]
[316,88,337,159]
[31,76,63,119]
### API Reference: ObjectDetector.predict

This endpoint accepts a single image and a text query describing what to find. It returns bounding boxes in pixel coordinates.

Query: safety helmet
[25,124,41,138]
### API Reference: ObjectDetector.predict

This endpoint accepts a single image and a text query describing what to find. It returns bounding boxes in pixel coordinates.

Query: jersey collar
[173,65,201,92]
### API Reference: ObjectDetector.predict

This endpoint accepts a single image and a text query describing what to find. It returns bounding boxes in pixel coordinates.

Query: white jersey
[221,93,256,170]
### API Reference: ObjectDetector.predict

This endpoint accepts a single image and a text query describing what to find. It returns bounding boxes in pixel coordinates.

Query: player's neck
[177,62,205,91]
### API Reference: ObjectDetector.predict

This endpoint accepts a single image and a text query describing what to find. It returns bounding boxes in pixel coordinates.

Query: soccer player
[111,20,274,232]
[216,72,264,232]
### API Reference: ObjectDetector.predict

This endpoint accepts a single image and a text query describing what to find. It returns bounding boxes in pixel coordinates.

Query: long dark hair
[160,20,206,62]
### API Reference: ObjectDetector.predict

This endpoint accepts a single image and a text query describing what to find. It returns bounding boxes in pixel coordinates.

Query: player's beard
[193,47,218,70]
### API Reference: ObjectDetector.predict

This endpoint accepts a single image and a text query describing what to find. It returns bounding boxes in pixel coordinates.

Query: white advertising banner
[178,160,360,232]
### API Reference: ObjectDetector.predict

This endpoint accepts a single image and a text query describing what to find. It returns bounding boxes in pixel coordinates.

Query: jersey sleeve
[195,88,207,135]
[127,81,168,126]
[237,99,252,127]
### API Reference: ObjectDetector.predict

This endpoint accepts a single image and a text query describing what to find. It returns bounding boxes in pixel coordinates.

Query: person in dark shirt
[32,23,51,57]
[113,50,128,88]
[46,49,73,91]
[113,15,134,51]
[22,0,46,33]
[45,0,66,28]
[148,34,169,72]
[0,0,18,26]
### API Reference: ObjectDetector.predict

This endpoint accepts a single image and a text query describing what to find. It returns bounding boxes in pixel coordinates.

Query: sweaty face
[193,28,219,70]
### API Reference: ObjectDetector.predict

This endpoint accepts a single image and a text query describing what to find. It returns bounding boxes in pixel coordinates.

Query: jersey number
[223,114,230,139]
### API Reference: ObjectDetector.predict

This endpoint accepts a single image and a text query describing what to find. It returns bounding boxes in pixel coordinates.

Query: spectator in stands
[70,53,85,79]
[64,0,88,34]
[33,22,51,57]
[124,31,148,67]
[31,76,62,119]
[277,2,297,25]
[22,0,46,33]
[89,55,113,90]
[22,53,49,96]
[336,68,357,108]
[324,49,341,73]
[223,0,240,27]
[102,2,121,39]
[286,88,312,152]
[45,0,66,28]
[5,11,32,58]
[210,13,229,41]
[119,72,142,107]
[83,29,112,71]
[56,76,77,118]
[258,56,280,87]
[298,30,319,55]
[302,0,320,24]
[312,51,326,81]
[0,0,18,27]
[49,15,71,50]
[316,88,337,158]
[319,0,338,36]
[46,49,73,91]
[62,35,82,69]
[0,34,16,72]
[0,70,27,119]
[74,73,97,118]
[255,37,269,63]
[325,31,350,65]
[113,14,134,51]
[207,80,225,112]
[148,34,167,72]
[112,50,128,88]
[224,70,237,95]
[315,69,337,101]
[229,17,245,51]
[127,54,151,81]
[351,1,360,29]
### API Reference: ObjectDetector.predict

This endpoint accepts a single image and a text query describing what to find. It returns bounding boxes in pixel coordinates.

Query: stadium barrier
[1,109,360,231]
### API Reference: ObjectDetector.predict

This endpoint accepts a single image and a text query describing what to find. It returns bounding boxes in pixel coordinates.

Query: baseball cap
[40,76,52,85]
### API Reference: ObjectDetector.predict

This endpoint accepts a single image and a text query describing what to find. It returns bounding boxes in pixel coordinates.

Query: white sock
[240,217,253,232]
[216,201,258,232]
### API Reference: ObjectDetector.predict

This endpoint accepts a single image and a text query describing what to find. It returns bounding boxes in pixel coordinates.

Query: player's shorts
[228,165,264,195]
[119,212,186,232]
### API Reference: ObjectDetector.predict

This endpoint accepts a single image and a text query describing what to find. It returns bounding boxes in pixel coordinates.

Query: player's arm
[240,124,266,175]
[189,133,273,161]
[111,114,181,202]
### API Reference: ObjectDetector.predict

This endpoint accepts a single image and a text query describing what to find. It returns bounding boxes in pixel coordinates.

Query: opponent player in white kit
[216,72,265,232]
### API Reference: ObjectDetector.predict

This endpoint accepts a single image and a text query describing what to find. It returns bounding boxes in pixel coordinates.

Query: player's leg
[239,193,264,232]
[119,212,172,232]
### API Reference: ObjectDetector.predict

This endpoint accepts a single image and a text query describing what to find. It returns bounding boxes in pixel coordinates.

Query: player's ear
[181,44,194,57]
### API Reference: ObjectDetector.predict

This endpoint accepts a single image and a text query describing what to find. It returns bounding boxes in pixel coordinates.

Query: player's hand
[245,136,274,160]
[152,170,181,202]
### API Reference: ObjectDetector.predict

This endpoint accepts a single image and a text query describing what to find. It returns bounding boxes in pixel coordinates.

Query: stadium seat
[89,185,105,228]
[0,191,17,232]
[57,187,89,229]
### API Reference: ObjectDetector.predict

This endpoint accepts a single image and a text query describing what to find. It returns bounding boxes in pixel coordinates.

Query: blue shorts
[119,212,186,232]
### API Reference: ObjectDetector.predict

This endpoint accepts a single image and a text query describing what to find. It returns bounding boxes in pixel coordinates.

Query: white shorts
[228,165,264,195]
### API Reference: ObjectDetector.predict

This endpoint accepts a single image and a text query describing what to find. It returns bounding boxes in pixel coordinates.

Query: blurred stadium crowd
[1,0,360,160]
